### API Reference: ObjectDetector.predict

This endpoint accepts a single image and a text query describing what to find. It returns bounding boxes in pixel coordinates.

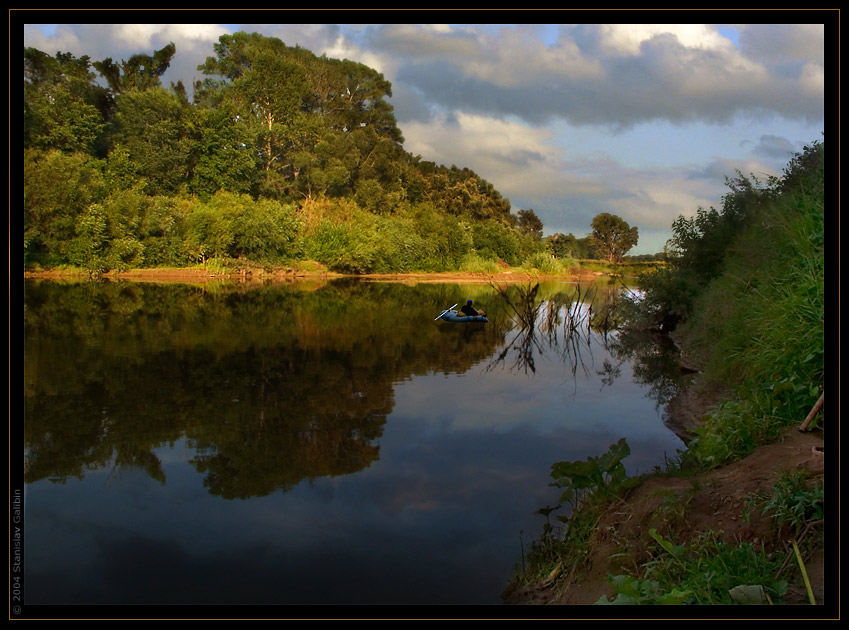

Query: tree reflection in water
[487,282,616,381]
[24,277,689,500]
[23,279,510,498]
[486,279,691,407]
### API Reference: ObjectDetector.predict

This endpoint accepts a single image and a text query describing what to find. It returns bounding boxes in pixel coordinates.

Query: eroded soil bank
[502,379,827,608]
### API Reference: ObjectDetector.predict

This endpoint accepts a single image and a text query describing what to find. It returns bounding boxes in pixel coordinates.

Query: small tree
[590,212,639,262]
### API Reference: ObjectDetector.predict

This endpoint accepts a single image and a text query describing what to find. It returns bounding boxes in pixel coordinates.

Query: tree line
[23,32,638,273]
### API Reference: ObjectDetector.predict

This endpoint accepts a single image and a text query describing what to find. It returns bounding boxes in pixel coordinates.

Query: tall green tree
[109,87,192,195]
[187,105,257,199]
[589,212,639,262]
[24,48,111,154]
[517,209,544,239]
[197,32,405,200]
[307,57,403,144]
[92,42,176,94]
[198,34,319,197]
[232,52,311,174]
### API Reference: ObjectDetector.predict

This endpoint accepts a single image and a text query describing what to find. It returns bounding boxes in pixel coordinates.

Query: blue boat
[439,310,488,323]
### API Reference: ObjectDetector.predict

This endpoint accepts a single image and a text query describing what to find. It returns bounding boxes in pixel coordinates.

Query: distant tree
[517,209,543,239]
[547,233,572,259]
[589,213,639,262]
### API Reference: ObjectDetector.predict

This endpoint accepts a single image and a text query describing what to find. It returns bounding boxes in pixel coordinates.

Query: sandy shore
[24,266,606,285]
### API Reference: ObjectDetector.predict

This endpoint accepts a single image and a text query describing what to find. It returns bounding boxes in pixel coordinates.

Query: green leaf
[649,528,686,559]
[728,584,769,605]
[657,589,692,605]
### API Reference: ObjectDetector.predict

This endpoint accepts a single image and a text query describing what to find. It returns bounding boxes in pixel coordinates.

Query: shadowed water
[21,277,685,608]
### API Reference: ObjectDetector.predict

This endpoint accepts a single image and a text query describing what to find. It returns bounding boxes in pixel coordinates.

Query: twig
[799,391,824,432]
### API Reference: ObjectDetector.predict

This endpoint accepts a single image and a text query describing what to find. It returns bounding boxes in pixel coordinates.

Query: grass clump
[745,470,824,541]
[597,529,788,605]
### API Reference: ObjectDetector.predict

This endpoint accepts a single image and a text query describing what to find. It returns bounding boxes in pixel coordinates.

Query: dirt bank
[502,425,826,607]
[24,266,606,285]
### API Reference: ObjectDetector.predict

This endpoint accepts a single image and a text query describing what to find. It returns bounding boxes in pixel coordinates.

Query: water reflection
[24,279,512,497]
[21,277,686,606]
[487,281,634,385]
[24,278,688,497]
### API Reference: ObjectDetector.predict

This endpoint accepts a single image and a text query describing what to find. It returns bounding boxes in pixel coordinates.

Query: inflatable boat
[439,310,488,323]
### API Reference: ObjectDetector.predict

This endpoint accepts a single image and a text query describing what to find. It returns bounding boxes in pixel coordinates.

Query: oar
[434,303,458,320]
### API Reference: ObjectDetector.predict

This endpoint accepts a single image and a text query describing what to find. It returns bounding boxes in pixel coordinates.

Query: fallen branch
[799,391,824,432]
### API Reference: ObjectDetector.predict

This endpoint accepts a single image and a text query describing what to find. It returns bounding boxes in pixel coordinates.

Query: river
[20,277,685,611]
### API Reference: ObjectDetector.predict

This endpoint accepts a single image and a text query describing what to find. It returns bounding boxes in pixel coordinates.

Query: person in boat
[460,299,485,317]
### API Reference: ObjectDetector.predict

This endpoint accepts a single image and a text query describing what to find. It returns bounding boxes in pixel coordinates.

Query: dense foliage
[632,140,825,465]
[23,33,548,274]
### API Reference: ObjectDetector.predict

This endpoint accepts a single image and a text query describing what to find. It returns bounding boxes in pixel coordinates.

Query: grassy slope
[504,142,826,607]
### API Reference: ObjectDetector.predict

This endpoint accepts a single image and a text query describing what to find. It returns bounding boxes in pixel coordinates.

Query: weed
[650,487,694,530]
[550,438,641,512]
[745,470,824,539]
[514,439,640,588]
[597,529,788,605]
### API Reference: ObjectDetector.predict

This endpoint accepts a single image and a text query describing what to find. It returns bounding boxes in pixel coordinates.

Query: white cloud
[739,23,824,65]
[113,23,168,48]
[401,111,565,194]
[23,24,83,54]
[596,24,732,56]
[800,62,825,97]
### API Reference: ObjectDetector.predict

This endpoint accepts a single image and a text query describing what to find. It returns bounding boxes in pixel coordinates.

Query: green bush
[745,470,824,538]
[471,220,520,265]
[371,216,434,272]
[458,252,499,273]
[634,141,826,468]
[302,217,378,274]
[24,148,106,267]
[521,251,570,275]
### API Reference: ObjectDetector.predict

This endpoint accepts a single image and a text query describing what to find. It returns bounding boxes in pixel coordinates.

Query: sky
[21,20,827,254]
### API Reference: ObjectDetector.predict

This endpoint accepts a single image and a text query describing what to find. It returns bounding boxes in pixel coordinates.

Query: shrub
[521,251,569,275]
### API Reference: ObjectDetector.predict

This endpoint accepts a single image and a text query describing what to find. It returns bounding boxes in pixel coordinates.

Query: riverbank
[502,351,827,608]
[502,424,825,606]
[22,264,611,285]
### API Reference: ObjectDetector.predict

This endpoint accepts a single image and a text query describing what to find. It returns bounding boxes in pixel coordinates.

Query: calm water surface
[21,277,685,608]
